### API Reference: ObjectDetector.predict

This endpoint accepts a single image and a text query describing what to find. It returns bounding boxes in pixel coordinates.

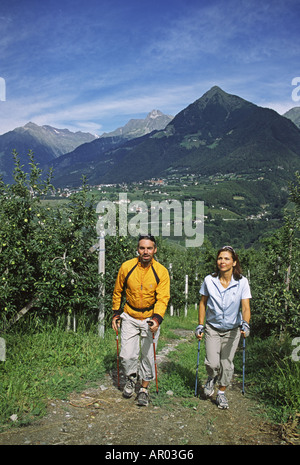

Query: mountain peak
[24,121,39,129]
[205,85,224,95]
[198,85,248,107]
[147,109,162,119]
[101,110,173,139]
[167,86,254,137]
[147,109,172,120]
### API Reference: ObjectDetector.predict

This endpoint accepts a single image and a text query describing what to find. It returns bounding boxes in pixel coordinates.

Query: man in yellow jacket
[112,234,170,406]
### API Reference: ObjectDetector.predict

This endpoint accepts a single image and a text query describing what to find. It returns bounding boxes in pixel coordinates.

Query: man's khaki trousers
[120,312,160,382]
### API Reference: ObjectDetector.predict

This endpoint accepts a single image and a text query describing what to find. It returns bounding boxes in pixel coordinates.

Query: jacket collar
[212,274,238,292]
[137,256,154,268]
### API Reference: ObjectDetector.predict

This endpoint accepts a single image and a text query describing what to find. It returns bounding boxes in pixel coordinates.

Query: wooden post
[169,263,174,316]
[0,337,6,362]
[184,274,188,317]
[195,271,198,308]
[98,234,105,338]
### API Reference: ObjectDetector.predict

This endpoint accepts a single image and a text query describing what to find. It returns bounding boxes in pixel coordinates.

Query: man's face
[137,239,157,266]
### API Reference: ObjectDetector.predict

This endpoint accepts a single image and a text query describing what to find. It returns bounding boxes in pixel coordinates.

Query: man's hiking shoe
[216,392,229,409]
[137,387,149,406]
[123,375,136,398]
[204,376,217,397]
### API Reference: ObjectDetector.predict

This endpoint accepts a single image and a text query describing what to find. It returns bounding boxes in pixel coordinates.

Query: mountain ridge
[51,86,300,187]
[0,122,97,182]
[1,88,300,189]
[47,110,174,185]
[0,111,173,183]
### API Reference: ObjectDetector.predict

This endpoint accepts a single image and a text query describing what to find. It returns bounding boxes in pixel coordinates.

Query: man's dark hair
[137,234,156,245]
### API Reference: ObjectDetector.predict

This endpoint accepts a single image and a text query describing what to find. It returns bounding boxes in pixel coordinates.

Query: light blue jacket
[200,274,251,331]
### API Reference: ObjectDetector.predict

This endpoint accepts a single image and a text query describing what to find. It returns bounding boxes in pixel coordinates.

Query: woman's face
[217,250,236,273]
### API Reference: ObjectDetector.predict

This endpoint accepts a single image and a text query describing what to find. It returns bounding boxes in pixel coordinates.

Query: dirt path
[0,331,288,446]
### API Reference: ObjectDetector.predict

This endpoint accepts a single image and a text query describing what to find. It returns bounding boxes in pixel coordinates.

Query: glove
[195,324,204,338]
[240,320,250,337]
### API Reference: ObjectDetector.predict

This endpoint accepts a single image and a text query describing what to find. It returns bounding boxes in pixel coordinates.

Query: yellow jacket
[112,257,170,324]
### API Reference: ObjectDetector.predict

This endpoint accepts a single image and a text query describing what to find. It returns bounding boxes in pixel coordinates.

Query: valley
[45,168,290,249]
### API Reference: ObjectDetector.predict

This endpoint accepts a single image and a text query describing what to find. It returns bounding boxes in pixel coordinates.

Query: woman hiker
[195,245,251,409]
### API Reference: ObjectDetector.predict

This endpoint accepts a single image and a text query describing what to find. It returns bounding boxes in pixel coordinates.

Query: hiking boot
[123,375,137,398]
[204,376,217,397]
[216,392,229,409]
[137,387,149,406]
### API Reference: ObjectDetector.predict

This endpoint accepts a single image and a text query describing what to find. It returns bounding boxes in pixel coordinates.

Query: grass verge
[234,335,300,424]
[0,324,116,430]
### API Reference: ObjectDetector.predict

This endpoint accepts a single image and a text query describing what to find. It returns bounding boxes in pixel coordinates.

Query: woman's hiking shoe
[137,387,149,406]
[123,375,136,398]
[216,392,229,409]
[204,376,217,397]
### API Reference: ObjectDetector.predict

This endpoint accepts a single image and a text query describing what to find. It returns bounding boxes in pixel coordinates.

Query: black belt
[126,301,155,313]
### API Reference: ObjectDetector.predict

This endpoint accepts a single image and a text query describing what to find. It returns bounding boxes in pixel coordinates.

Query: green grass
[150,308,206,406]
[154,342,206,397]
[0,324,116,430]
[235,336,300,423]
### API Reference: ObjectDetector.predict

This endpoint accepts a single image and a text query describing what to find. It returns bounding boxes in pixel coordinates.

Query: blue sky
[0,0,300,135]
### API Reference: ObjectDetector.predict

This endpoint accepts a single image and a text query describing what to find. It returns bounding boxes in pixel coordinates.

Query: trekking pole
[114,317,121,390]
[148,321,159,394]
[116,327,120,389]
[194,339,201,396]
[152,332,159,394]
[242,336,246,395]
